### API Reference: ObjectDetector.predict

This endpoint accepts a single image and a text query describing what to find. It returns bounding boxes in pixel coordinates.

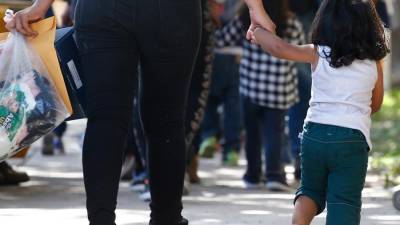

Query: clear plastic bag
[0,30,70,162]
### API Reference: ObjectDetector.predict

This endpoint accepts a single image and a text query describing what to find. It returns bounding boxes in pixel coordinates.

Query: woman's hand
[5,0,54,37]
[244,0,276,41]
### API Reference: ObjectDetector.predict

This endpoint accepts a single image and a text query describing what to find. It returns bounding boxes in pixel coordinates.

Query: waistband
[301,122,367,144]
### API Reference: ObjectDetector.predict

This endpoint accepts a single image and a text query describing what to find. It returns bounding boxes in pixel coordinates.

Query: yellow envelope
[0,17,73,114]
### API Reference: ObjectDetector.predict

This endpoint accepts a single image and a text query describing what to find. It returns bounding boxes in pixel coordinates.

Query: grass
[371,88,400,186]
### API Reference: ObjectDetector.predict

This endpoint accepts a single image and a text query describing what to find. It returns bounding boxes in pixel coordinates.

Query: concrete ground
[0,120,399,225]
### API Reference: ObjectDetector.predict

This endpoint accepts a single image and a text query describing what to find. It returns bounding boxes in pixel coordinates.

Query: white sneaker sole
[244,181,262,189]
[130,184,146,192]
[266,181,294,192]
[139,191,151,202]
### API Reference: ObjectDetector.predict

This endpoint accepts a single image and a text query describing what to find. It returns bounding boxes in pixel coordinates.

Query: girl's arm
[253,28,318,66]
[371,61,384,114]
[5,0,55,36]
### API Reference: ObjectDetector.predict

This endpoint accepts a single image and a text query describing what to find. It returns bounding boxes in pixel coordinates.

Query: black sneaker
[149,217,188,225]
[0,162,30,185]
[0,172,5,184]
[178,218,188,225]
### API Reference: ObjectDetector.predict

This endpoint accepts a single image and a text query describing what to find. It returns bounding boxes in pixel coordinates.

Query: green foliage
[371,89,400,186]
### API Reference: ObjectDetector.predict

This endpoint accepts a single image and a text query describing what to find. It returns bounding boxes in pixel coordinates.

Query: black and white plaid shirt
[216,16,305,109]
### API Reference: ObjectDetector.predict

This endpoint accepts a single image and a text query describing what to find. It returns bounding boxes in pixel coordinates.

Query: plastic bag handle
[4,9,13,21]
[3,9,16,34]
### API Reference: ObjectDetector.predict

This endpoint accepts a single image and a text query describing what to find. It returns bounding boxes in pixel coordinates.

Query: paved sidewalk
[0,121,399,225]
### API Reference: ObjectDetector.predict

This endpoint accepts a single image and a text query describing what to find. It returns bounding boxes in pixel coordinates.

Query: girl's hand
[5,0,54,37]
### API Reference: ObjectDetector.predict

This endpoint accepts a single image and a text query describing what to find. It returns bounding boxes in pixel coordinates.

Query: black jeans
[74,0,201,224]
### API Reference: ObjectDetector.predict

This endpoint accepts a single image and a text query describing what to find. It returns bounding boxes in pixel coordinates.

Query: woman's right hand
[5,0,54,37]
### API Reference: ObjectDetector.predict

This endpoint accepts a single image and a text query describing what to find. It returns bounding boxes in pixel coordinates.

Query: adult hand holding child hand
[244,0,276,43]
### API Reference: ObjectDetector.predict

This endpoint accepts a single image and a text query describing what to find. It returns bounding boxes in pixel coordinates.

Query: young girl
[250,0,388,224]
[215,0,305,191]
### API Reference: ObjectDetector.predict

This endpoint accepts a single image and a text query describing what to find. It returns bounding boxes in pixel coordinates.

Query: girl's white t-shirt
[305,46,378,149]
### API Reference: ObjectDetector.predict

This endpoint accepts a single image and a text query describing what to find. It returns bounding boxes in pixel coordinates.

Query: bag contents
[0,31,70,162]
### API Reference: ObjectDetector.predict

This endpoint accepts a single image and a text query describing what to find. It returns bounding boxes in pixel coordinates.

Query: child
[250,0,388,224]
[216,0,305,191]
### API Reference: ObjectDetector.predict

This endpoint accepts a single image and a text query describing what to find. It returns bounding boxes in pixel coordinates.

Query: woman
[6,0,201,225]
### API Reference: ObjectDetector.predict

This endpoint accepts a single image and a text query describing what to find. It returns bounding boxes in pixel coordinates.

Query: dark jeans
[296,122,369,225]
[201,53,241,156]
[287,11,313,179]
[242,97,287,183]
[288,63,311,174]
[74,0,201,224]
[53,122,67,138]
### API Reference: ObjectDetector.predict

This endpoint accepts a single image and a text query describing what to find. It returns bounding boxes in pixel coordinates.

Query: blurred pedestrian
[185,0,219,185]
[0,161,29,186]
[199,0,242,167]
[374,0,391,27]
[42,122,67,155]
[41,0,74,156]
[286,0,319,182]
[60,0,76,27]
[216,0,305,191]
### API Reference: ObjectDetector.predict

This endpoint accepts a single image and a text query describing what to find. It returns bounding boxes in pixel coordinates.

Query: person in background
[199,0,242,167]
[127,94,150,202]
[41,0,72,156]
[60,0,76,27]
[185,0,219,185]
[216,0,305,191]
[374,0,391,27]
[220,0,240,23]
[42,122,67,155]
[286,0,319,182]
[0,161,29,185]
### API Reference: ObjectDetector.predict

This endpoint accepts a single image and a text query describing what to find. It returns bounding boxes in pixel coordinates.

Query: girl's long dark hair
[238,0,291,37]
[311,0,390,68]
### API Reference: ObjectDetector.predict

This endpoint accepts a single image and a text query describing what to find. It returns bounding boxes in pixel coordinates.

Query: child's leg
[293,196,318,225]
[293,123,330,224]
[326,142,369,225]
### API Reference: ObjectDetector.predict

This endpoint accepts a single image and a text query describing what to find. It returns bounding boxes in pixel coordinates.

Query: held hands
[4,0,53,37]
[244,0,276,44]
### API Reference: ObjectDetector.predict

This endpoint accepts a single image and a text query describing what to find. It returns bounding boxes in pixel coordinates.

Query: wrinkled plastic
[0,31,70,162]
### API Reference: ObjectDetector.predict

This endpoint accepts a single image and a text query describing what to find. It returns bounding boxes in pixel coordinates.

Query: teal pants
[295,122,369,225]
